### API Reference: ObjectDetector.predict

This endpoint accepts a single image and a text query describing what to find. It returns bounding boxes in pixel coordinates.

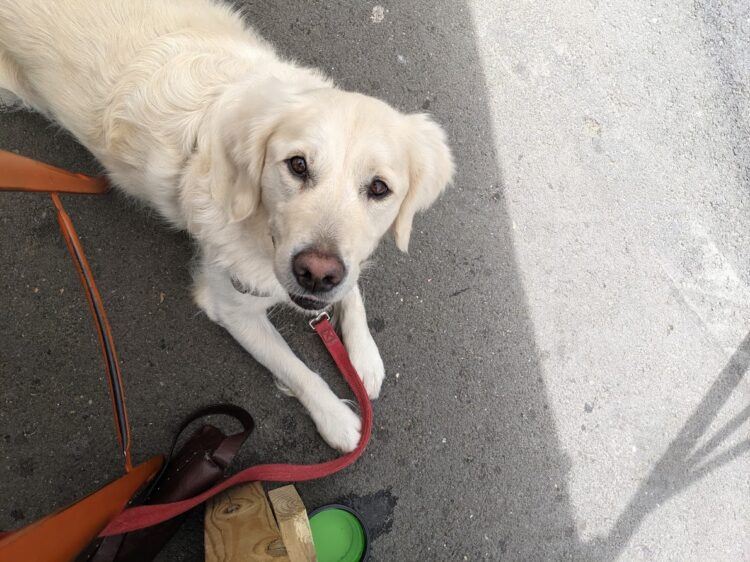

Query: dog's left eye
[287,156,308,178]
[367,178,390,199]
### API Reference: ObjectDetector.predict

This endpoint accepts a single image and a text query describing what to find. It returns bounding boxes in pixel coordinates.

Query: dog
[0,0,453,452]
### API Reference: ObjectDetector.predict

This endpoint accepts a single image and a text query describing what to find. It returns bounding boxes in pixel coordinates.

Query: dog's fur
[0,0,453,452]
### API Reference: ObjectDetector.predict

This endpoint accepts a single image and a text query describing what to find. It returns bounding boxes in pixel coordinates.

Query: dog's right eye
[287,156,308,178]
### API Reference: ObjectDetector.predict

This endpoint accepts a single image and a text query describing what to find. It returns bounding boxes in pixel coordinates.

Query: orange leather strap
[0,150,132,471]
[0,150,108,194]
[0,456,163,562]
[1,151,374,538]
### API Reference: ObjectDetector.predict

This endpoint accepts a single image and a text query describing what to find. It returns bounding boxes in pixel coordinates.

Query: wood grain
[268,486,317,562]
[205,482,290,562]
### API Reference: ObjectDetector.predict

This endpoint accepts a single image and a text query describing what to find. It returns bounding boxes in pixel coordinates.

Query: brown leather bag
[79,405,254,562]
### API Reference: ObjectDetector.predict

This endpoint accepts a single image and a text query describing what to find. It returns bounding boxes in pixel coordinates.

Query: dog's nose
[292,249,345,294]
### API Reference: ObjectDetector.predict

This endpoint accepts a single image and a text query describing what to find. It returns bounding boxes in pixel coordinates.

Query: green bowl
[309,504,370,562]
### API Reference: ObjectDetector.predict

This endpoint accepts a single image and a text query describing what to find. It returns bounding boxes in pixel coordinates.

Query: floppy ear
[392,113,455,252]
[207,92,277,223]
[208,129,258,223]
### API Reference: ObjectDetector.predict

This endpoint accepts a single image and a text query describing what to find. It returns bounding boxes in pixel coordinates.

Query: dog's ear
[392,113,454,252]
[208,94,276,223]
[208,129,259,223]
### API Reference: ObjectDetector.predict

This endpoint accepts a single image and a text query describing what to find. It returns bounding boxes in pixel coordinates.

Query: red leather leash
[1,149,373,534]
[100,311,372,536]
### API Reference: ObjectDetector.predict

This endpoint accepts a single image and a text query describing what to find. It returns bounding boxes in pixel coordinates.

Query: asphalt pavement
[1,1,748,560]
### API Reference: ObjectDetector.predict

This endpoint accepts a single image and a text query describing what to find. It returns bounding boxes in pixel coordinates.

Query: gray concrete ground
[1,1,748,560]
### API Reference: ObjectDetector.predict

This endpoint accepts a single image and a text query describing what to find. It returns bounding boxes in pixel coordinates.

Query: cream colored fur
[0,0,453,452]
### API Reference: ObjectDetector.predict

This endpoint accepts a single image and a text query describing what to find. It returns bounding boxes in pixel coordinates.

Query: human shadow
[581,331,750,559]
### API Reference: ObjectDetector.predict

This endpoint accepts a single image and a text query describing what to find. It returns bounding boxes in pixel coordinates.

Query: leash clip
[309,311,330,331]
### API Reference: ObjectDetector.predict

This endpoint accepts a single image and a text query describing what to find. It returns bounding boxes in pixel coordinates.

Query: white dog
[0,0,453,452]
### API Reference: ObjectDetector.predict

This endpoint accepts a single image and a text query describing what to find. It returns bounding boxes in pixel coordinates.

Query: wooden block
[268,486,317,562]
[205,482,290,562]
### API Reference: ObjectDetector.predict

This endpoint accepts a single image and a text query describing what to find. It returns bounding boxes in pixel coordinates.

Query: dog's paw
[310,398,362,453]
[348,335,385,399]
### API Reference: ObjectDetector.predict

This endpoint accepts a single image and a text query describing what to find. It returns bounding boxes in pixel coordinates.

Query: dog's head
[208,86,453,310]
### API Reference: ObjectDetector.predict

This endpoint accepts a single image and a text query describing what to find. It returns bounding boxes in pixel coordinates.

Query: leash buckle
[309,311,330,331]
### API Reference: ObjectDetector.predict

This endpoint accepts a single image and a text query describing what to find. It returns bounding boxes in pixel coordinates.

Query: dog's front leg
[336,285,385,399]
[195,272,361,453]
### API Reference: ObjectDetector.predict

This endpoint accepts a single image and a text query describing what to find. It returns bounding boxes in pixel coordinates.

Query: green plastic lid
[309,505,368,562]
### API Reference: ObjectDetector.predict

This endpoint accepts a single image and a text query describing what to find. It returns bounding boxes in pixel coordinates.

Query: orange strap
[0,455,162,562]
[0,150,132,471]
[0,150,108,194]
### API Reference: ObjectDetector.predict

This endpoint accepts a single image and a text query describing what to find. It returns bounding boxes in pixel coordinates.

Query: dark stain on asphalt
[449,286,471,298]
[338,488,398,540]
[368,316,386,334]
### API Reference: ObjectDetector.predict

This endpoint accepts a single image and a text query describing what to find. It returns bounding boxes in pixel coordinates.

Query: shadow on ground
[0,2,582,559]
[582,331,750,559]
